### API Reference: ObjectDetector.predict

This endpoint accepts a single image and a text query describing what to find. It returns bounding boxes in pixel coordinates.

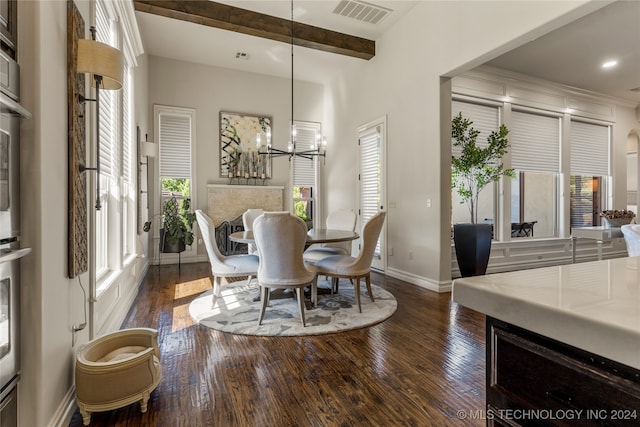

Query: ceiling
[485,0,640,104]
[135,0,640,104]
[134,0,419,84]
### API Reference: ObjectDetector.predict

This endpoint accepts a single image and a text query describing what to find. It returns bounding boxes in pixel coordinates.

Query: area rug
[189,280,397,336]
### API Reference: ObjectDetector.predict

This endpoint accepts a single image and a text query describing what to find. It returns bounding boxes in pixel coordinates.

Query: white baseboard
[385,267,451,293]
[46,386,76,427]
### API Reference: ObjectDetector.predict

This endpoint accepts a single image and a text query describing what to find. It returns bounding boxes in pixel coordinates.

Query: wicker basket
[602,217,633,228]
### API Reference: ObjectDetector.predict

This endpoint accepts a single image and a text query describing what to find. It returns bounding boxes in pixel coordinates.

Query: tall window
[95,0,135,281]
[121,67,134,257]
[291,121,320,227]
[358,122,385,267]
[157,106,195,250]
[569,120,610,228]
[452,96,613,240]
[509,110,560,238]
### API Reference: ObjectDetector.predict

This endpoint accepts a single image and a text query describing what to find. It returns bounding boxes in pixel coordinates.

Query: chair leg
[354,277,362,313]
[212,276,223,307]
[332,277,339,293]
[78,404,91,426]
[257,287,269,325]
[140,390,151,413]
[296,287,306,327]
[365,273,374,302]
[311,276,318,308]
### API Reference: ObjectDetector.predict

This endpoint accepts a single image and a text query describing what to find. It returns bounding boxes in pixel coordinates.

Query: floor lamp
[77,26,123,210]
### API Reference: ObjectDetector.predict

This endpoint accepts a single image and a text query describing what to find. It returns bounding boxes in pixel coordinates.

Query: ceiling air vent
[332,0,392,25]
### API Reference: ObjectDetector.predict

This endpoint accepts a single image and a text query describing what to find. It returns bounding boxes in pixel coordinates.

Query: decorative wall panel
[67,0,88,277]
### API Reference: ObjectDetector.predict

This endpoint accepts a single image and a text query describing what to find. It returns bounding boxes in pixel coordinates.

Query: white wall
[323,1,600,288]
[18,1,151,425]
[19,1,84,425]
[146,56,324,260]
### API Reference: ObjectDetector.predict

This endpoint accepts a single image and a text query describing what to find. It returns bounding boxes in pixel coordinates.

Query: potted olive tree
[144,196,196,253]
[451,112,514,277]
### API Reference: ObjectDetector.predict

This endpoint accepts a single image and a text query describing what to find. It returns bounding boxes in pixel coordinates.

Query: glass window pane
[511,171,557,238]
[570,175,603,228]
[452,186,494,226]
[293,186,313,222]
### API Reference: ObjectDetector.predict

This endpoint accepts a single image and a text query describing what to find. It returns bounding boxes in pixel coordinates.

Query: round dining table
[229,228,359,248]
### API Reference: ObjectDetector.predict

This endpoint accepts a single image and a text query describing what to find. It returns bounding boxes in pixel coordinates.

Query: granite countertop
[452,256,640,369]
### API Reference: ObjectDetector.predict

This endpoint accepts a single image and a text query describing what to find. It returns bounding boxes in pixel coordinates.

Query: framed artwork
[219,111,272,179]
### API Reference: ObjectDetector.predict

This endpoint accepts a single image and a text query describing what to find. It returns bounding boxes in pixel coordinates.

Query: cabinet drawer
[488,318,640,426]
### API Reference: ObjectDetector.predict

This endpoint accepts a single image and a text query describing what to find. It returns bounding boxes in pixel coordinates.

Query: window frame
[290,120,321,228]
[153,105,197,260]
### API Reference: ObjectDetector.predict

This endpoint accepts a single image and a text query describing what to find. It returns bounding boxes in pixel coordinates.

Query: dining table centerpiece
[600,209,635,228]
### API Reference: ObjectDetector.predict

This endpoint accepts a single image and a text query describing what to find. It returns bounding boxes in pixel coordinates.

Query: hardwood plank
[134,0,376,60]
[68,263,485,426]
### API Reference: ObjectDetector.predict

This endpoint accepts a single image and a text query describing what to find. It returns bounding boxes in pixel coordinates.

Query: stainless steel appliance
[0,49,31,427]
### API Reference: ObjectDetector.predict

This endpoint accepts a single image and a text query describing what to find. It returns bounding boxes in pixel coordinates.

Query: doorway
[358,116,387,271]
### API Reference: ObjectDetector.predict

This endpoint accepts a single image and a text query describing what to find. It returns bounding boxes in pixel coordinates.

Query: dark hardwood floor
[69,262,486,426]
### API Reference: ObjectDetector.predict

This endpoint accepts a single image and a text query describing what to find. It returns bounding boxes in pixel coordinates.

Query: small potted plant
[451,112,515,277]
[144,196,196,253]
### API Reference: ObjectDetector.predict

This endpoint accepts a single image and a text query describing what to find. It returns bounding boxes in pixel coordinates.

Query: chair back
[323,209,357,254]
[242,209,264,254]
[622,224,640,256]
[352,211,386,270]
[253,212,314,285]
[195,210,227,270]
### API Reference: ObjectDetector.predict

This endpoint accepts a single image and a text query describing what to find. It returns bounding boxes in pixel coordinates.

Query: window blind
[292,122,319,188]
[159,113,192,179]
[451,101,499,157]
[510,110,560,172]
[570,121,610,176]
[96,0,116,179]
[359,126,381,255]
[121,67,131,184]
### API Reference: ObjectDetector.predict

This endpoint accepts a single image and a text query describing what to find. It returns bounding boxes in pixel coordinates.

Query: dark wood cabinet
[0,0,16,58]
[487,317,640,426]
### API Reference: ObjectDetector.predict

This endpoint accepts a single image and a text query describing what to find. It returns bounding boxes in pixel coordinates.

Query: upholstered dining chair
[314,211,386,313]
[253,212,317,327]
[195,210,259,306]
[621,224,640,256]
[242,208,264,255]
[303,209,357,264]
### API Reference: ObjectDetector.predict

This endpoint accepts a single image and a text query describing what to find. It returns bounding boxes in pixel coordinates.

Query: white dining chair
[314,211,386,313]
[242,208,264,255]
[303,209,357,264]
[254,212,317,327]
[621,224,640,256]
[195,210,259,307]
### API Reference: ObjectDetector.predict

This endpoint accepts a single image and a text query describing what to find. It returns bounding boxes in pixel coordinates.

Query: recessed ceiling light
[602,60,618,69]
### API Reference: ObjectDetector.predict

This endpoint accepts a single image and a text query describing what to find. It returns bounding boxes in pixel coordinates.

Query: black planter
[159,229,186,254]
[453,223,493,277]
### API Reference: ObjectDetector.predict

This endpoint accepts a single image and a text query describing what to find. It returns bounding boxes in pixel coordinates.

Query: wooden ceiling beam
[134,0,375,60]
